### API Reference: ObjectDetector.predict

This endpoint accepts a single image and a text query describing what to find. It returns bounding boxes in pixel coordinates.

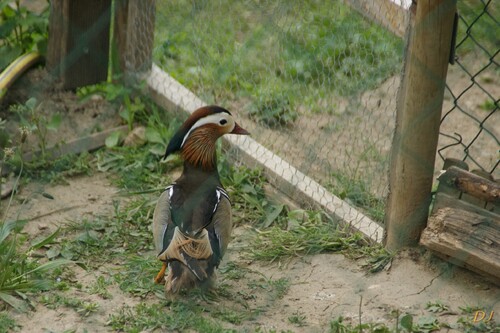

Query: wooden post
[384,0,457,250]
[46,0,112,89]
[113,0,156,83]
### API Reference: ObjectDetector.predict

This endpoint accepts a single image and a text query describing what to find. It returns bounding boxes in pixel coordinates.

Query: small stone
[90,94,104,102]
[38,223,48,230]
[123,126,147,147]
[1,175,15,199]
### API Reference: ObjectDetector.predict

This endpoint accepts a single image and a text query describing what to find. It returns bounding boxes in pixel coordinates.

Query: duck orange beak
[231,122,250,135]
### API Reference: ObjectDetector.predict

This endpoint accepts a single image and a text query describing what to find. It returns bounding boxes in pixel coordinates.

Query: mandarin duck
[152,105,249,295]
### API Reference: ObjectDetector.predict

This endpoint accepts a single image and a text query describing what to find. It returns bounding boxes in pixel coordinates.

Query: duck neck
[179,160,221,189]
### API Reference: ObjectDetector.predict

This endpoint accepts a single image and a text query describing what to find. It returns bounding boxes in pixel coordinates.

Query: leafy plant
[220,164,286,227]
[357,245,394,273]
[426,301,449,314]
[0,0,49,70]
[329,315,392,333]
[456,306,497,333]
[77,81,148,137]
[9,97,61,157]
[288,311,306,327]
[0,220,71,311]
[88,275,112,299]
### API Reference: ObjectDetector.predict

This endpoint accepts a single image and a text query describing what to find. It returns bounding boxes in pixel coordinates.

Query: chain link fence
[153,1,407,237]
[439,0,499,179]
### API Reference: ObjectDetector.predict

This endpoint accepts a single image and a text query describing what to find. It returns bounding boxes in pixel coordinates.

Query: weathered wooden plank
[420,207,500,283]
[432,192,499,220]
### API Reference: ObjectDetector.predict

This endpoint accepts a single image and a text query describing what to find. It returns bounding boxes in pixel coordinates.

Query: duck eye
[219,119,227,125]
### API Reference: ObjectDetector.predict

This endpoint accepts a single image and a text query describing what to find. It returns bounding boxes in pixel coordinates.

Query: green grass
[154,0,403,124]
[0,219,71,311]
[456,0,500,56]
[0,312,18,332]
[108,301,229,333]
[249,209,365,263]
[328,172,386,223]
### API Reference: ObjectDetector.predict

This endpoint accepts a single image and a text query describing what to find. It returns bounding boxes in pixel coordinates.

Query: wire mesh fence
[438,0,499,179]
[153,0,407,236]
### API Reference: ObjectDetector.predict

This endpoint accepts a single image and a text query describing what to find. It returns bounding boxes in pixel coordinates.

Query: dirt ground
[3,174,499,332]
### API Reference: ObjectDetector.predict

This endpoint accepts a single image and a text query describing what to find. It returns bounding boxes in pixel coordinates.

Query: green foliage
[329,316,391,333]
[456,0,500,55]
[22,152,94,184]
[107,301,227,333]
[456,306,497,333]
[76,82,132,103]
[220,164,286,227]
[479,99,496,112]
[0,312,18,332]
[88,276,112,299]
[9,97,61,156]
[355,245,394,273]
[39,293,99,317]
[0,0,49,70]
[288,311,306,327]
[267,277,290,299]
[47,197,155,268]
[113,255,162,298]
[0,220,71,311]
[250,209,365,262]
[425,301,449,314]
[248,90,297,127]
[329,172,385,222]
[155,0,403,124]
[77,82,149,132]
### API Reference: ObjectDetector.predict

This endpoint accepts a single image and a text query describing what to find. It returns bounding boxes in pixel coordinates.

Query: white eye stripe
[180,113,235,148]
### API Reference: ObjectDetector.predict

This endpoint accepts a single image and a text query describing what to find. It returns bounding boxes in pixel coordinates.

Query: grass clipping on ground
[250,210,351,260]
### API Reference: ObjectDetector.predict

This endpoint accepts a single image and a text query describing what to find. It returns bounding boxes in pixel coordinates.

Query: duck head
[164,106,249,170]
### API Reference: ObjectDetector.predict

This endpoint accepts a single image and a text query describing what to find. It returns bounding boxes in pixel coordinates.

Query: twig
[359,295,363,332]
[26,204,86,222]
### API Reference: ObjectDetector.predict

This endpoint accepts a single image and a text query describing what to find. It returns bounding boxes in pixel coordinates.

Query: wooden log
[435,158,469,200]
[47,0,112,89]
[420,207,500,284]
[438,166,500,203]
[461,169,497,211]
[384,0,457,250]
[113,0,156,82]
